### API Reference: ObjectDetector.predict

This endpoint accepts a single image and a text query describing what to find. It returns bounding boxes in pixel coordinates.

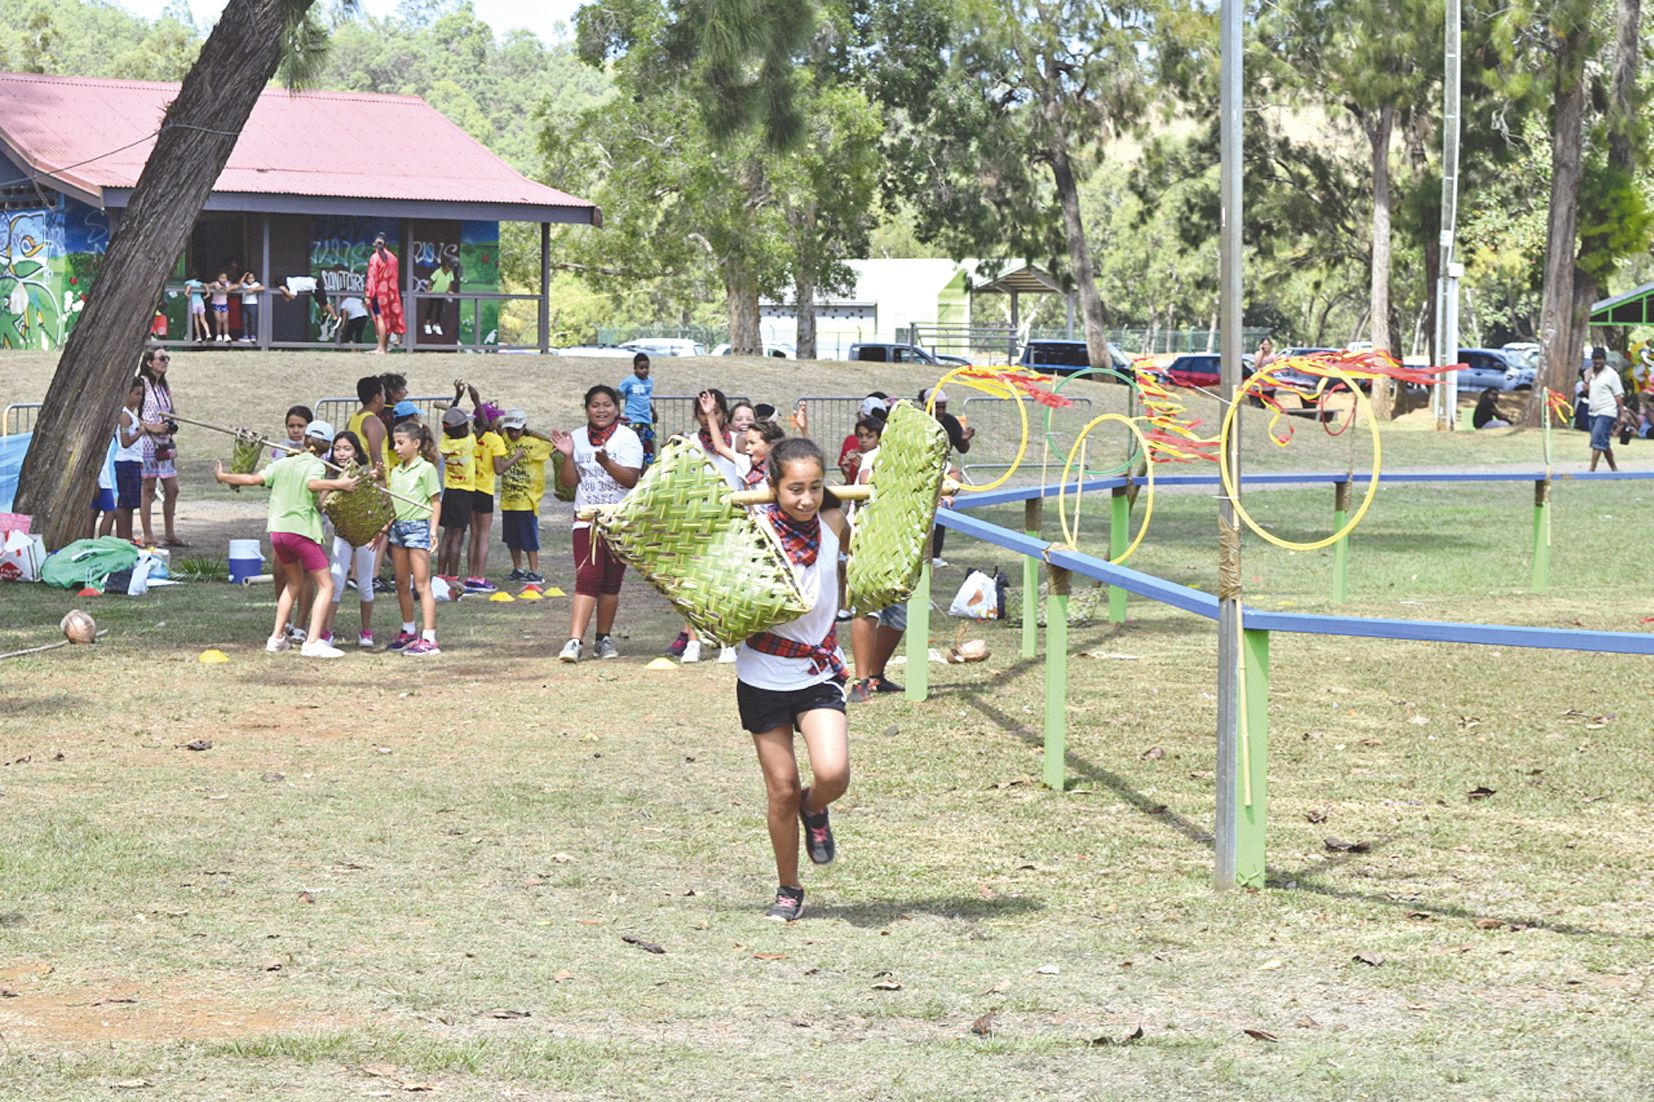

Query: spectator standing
[1586,345,1625,471]
[423,255,457,337]
[365,233,406,354]
[137,348,186,547]
[618,352,657,464]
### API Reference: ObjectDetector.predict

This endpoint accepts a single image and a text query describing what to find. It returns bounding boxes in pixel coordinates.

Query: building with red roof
[0,72,599,351]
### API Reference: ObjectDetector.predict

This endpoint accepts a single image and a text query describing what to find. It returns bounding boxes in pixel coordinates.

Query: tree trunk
[794,268,816,361]
[1046,129,1110,370]
[725,269,761,355]
[13,0,305,549]
[1364,105,1396,420]
[1530,24,1590,425]
[1606,0,1642,172]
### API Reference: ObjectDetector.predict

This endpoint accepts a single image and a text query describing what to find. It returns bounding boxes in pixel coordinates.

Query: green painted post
[1235,628,1270,887]
[1108,486,1129,622]
[905,559,932,702]
[1042,566,1071,791]
[1531,479,1551,593]
[1022,497,1042,658]
[1331,480,1351,604]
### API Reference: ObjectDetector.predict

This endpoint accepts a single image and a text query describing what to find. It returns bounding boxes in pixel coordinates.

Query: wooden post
[1332,479,1351,604]
[1109,485,1129,622]
[904,559,932,702]
[1531,479,1551,593]
[1235,628,1270,887]
[539,222,552,354]
[1042,565,1071,791]
[1022,497,1042,658]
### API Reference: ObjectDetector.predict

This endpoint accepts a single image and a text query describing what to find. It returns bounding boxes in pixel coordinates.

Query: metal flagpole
[1433,0,1462,430]
[1214,0,1244,888]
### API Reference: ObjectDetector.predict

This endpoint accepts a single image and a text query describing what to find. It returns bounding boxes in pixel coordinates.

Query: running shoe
[464,577,497,593]
[265,634,290,653]
[594,635,620,660]
[286,625,307,643]
[681,640,702,663]
[872,676,904,694]
[717,646,738,664]
[665,630,690,658]
[357,631,374,648]
[299,639,345,659]
[318,632,334,647]
[524,571,546,584]
[402,639,441,657]
[847,679,872,704]
[507,568,527,582]
[930,557,949,569]
[765,885,805,922]
[559,638,583,663]
[386,630,417,652]
[372,577,395,595]
[799,790,836,865]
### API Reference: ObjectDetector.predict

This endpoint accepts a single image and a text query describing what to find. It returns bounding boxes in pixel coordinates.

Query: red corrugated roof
[0,71,597,218]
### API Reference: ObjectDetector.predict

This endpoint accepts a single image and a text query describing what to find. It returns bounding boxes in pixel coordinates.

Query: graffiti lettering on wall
[0,206,107,351]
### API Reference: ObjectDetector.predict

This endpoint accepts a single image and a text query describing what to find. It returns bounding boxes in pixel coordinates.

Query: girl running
[214,420,357,658]
[549,384,643,663]
[316,430,383,649]
[736,437,852,922]
[385,421,443,656]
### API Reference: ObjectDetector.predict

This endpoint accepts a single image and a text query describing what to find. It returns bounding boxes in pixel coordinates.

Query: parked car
[557,344,638,358]
[711,342,795,358]
[1162,352,1258,390]
[1017,338,1136,379]
[623,337,707,357]
[1452,347,1522,392]
[847,342,968,366]
[1500,342,1540,389]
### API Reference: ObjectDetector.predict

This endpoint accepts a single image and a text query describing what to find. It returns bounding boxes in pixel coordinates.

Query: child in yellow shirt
[437,406,475,581]
[497,407,555,583]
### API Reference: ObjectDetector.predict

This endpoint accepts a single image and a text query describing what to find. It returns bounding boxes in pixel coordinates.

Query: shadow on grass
[809,894,1044,927]
[939,684,1213,849]
[0,692,85,716]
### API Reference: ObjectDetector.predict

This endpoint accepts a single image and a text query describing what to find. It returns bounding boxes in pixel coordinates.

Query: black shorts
[736,678,847,735]
[441,488,473,530]
[471,488,495,515]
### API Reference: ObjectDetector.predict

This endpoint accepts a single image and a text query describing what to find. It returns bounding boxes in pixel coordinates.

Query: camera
[164,419,179,434]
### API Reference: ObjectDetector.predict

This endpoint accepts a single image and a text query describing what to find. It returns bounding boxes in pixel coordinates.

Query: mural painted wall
[408,220,500,345]
[0,197,109,351]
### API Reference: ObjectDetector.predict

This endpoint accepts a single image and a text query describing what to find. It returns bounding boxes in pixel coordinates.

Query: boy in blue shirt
[618,352,657,465]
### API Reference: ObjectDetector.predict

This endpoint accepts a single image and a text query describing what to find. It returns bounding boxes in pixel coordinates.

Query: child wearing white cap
[498,408,555,583]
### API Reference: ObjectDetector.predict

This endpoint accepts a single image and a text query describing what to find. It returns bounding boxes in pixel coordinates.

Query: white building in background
[760,258,1074,360]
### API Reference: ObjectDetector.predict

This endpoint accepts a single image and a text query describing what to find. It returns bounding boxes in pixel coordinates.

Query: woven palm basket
[320,462,396,547]
[846,402,951,611]
[229,430,264,476]
[592,437,808,645]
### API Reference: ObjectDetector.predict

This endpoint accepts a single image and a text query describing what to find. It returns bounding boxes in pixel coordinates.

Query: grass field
[2,351,1652,1099]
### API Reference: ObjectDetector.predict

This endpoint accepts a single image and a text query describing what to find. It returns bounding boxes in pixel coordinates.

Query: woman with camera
[138,348,188,547]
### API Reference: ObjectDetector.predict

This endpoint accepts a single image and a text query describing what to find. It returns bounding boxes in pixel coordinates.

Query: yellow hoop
[1057,413,1155,565]
[1218,364,1382,552]
[926,367,1030,492]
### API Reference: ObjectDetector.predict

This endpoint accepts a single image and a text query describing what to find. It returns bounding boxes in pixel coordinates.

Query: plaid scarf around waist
[765,505,820,566]
[586,420,619,448]
[746,625,846,681]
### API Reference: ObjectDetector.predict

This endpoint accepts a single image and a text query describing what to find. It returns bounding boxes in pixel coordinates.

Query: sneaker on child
[559,638,583,663]
[717,645,738,663]
[765,885,805,922]
[681,640,702,663]
[357,631,374,648]
[402,638,440,657]
[300,639,345,659]
[799,790,836,865]
[386,630,417,652]
[665,631,690,658]
[594,635,620,660]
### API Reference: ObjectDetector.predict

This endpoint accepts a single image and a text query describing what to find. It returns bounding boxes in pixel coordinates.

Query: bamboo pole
[169,413,431,514]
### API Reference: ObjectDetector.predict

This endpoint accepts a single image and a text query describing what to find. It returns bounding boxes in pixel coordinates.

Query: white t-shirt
[736,516,844,691]
[338,296,368,320]
[240,281,261,304]
[570,423,644,530]
[690,432,751,489]
[1587,367,1624,417]
[114,408,145,462]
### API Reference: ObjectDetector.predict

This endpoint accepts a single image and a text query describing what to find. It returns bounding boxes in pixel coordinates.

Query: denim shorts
[877,603,908,632]
[1589,414,1617,451]
[389,518,431,550]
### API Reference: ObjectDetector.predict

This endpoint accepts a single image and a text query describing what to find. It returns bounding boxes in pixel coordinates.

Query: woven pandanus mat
[593,437,809,645]
[321,461,397,547]
[847,402,950,611]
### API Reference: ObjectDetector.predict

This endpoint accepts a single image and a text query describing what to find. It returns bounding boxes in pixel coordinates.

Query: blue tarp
[0,432,117,513]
